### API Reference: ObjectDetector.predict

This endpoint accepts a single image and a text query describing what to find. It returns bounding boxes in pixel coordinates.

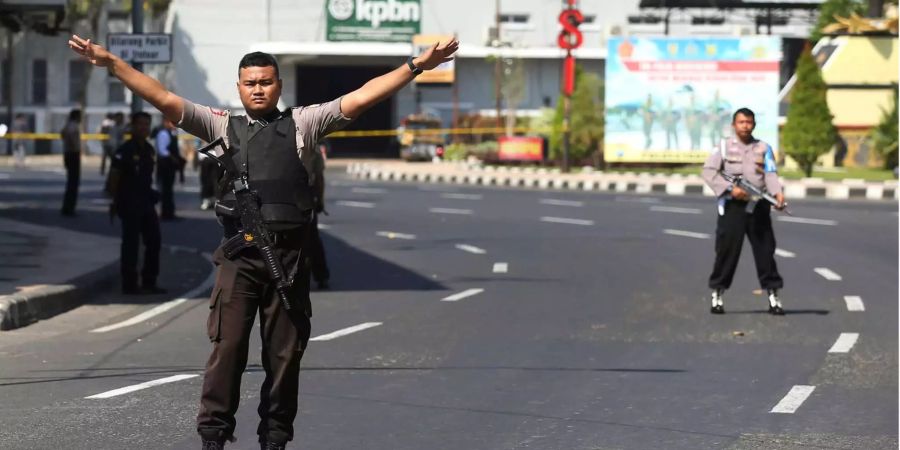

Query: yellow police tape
[1,126,549,141]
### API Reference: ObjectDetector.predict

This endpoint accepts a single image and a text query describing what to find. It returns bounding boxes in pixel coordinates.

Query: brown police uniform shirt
[702,136,783,197]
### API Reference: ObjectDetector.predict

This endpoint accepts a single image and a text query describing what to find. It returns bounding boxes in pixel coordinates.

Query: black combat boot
[201,439,225,450]
[710,289,725,314]
[260,440,286,450]
[767,289,785,315]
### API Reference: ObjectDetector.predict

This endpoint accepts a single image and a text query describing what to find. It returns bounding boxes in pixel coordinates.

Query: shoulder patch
[209,108,227,117]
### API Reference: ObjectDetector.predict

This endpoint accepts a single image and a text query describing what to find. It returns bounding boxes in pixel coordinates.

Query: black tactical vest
[216,110,314,231]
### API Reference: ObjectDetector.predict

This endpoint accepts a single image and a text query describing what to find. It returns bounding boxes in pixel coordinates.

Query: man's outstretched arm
[68,35,184,123]
[340,39,459,119]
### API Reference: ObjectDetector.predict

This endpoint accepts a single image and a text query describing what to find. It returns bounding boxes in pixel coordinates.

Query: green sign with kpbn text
[326,0,421,42]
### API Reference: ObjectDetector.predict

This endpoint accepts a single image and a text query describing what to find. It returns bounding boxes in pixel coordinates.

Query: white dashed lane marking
[828,333,859,353]
[774,248,796,258]
[844,296,865,312]
[770,385,816,414]
[539,216,594,226]
[649,205,702,214]
[455,244,486,255]
[539,198,584,207]
[376,231,416,240]
[442,288,485,302]
[430,208,473,215]
[663,229,711,239]
[493,262,508,273]
[91,254,216,333]
[336,201,375,209]
[85,374,198,399]
[777,216,838,226]
[814,267,842,281]
[310,322,383,342]
[441,193,483,200]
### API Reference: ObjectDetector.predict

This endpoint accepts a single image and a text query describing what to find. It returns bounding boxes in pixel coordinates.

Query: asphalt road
[0,163,896,450]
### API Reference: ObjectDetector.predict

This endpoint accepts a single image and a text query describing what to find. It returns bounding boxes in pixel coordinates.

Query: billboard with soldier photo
[604,36,781,163]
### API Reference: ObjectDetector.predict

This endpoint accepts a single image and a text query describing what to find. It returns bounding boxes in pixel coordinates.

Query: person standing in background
[153,118,181,220]
[60,109,83,217]
[99,113,115,175]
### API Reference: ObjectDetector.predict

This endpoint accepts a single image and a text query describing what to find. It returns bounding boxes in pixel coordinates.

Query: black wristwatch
[406,56,423,75]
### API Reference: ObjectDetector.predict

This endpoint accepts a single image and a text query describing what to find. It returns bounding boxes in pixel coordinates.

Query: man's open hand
[412,39,460,71]
[68,35,115,67]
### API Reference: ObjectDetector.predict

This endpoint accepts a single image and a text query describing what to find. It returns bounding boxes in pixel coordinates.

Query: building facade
[1,0,824,155]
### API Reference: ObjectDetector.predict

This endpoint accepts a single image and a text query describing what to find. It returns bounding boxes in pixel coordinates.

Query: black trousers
[157,157,177,218]
[198,231,312,445]
[120,207,161,289]
[309,213,330,283]
[709,200,784,290]
[62,152,80,214]
[199,158,219,199]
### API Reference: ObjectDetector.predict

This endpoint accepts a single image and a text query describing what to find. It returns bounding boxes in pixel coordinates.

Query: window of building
[32,59,47,105]
[68,60,89,103]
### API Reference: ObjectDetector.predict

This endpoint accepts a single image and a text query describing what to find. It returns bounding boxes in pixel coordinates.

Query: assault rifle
[719,171,792,216]
[197,137,295,311]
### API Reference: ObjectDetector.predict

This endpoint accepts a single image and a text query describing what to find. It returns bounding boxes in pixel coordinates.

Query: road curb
[346,162,899,201]
[0,261,119,331]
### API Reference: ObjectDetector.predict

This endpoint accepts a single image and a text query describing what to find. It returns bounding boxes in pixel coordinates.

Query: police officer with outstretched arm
[702,108,787,316]
[68,34,458,450]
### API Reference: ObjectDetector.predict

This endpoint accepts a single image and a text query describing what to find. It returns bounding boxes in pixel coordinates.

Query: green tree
[871,87,898,170]
[549,66,604,166]
[810,0,866,41]
[782,47,837,177]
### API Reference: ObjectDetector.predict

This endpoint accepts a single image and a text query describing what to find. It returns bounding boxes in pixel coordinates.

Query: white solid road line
[337,200,375,208]
[91,253,216,333]
[85,374,198,399]
[615,196,660,204]
[814,267,843,281]
[442,288,485,302]
[828,333,860,353]
[777,216,838,226]
[429,207,473,215]
[770,385,816,414]
[351,187,387,194]
[456,244,486,255]
[310,322,382,341]
[493,262,508,273]
[844,295,865,312]
[650,205,702,214]
[539,216,594,226]
[376,231,416,240]
[441,193,483,200]
[774,248,796,258]
[663,229,711,239]
[540,198,584,207]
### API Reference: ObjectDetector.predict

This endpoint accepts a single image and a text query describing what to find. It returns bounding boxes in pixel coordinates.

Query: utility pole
[5,30,14,155]
[494,0,502,129]
[131,0,144,114]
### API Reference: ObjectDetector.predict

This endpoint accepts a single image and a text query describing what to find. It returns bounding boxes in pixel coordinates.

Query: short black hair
[732,108,755,123]
[131,111,152,123]
[238,52,280,79]
[68,109,82,122]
